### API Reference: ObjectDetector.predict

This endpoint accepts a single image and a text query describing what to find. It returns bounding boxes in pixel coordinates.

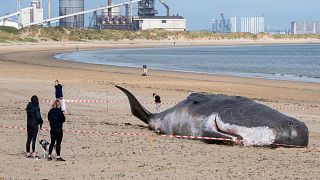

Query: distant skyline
[0,0,319,31]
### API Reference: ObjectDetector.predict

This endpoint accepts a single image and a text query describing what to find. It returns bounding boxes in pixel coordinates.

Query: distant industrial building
[240,16,264,34]
[95,0,186,31]
[16,1,43,29]
[0,0,43,29]
[211,13,236,33]
[212,19,222,33]
[0,0,44,29]
[59,0,84,28]
[93,0,134,31]
[291,21,320,34]
[230,16,237,33]
[0,20,19,29]
[133,16,186,31]
[0,0,185,31]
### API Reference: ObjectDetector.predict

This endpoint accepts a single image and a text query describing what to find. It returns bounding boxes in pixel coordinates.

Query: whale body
[116,86,309,147]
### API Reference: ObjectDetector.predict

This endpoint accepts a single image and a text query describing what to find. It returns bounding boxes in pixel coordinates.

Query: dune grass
[0,30,22,42]
[17,27,261,41]
[0,26,19,34]
[1,25,320,43]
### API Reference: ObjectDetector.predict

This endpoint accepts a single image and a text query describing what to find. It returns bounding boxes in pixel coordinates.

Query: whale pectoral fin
[187,93,210,104]
[202,130,237,144]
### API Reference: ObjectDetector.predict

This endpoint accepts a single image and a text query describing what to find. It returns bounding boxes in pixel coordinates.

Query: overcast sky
[0,0,319,31]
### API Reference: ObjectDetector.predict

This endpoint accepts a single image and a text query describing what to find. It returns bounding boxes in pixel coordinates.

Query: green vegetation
[271,34,320,39]
[0,30,22,42]
[22,37,38,43]
[0,26,19,34]
[1,26,320,43]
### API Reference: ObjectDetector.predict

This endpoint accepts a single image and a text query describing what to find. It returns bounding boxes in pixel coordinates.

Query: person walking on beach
[47,100,66,161]
[153,93,161,113]
[54,80,66,113]
[25,95,43,159]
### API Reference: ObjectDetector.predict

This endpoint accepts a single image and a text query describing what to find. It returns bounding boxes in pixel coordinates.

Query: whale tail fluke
[116,85,152,124]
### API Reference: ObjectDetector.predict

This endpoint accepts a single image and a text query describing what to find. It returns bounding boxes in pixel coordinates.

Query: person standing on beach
[55,80,66,113]
[25,95,43,159]
[153,93,161,113]
[47,100,66,161]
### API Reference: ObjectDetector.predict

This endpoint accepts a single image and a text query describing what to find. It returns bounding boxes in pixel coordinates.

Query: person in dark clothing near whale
[55,80,63,99]
[47,100,66,161]
[26,95,43,159]
[153,93,161,113]
[54,80,66,113]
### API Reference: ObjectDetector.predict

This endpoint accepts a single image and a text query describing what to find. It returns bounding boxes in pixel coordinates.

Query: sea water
[54,44,320,83]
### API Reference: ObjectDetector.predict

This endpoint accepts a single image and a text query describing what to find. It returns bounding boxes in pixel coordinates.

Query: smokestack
[108,0,112,18]
[17,0,21,11]
[47,0,51,27]
[159,0,170,17]
[48,0,50,19]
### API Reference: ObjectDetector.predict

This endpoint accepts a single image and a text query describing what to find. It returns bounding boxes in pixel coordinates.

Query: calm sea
[54,44,320,83]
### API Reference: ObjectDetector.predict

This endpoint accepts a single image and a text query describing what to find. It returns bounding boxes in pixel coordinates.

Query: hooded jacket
[26,102,43,127]
[55,84,63,99]
[48,108,65,128]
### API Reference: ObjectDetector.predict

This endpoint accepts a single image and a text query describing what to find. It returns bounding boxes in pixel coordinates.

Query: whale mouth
[274,122,309,147]
[214,115,276,146]
[215,118,243,141]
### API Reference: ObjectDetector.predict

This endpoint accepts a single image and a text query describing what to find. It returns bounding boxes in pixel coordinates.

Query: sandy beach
[0,40,320,179]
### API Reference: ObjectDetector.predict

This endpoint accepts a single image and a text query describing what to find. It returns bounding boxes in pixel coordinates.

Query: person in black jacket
[47,100,66,161]
[55,80,67,113]
[26,95,43,159]
[153,93,161,113]
[54,80,63,100]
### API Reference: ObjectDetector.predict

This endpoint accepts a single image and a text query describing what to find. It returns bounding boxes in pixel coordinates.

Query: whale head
[274,117,309,147]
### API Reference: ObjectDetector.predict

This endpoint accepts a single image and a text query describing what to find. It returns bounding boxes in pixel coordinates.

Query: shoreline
[55,55,320,85]
[53,43,320,84]
[1,41,320,105]
[2,38,320,47]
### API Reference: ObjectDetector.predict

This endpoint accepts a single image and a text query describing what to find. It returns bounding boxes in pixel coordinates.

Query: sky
[0,0,319,31]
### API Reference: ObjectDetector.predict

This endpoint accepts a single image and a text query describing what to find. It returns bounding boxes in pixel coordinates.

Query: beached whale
[116,86,309,147]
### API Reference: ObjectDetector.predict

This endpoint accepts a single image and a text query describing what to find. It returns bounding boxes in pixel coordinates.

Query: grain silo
[59,0,84,28]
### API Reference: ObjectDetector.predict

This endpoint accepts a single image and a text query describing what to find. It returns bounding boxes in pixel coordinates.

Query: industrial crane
[138,0,170,17]
[159,0,170,16]
[220,12,230,33]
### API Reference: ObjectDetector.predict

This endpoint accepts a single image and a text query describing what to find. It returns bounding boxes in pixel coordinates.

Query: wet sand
[0,42,319,179]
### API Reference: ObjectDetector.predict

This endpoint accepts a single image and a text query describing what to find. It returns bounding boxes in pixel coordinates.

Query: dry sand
[0,41,320,179]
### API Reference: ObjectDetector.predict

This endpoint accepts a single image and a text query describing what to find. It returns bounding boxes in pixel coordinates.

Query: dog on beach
[39,140,55,158]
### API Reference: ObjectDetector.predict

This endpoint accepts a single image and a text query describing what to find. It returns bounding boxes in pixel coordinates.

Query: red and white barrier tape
[11,99,175,105]
[0,125,319,151]
[11,99,109,103]
[0,125,147,137]
[160,134,320,149]
[160,134,237,142]
[10,99,320,111]
[272,106,320,111]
